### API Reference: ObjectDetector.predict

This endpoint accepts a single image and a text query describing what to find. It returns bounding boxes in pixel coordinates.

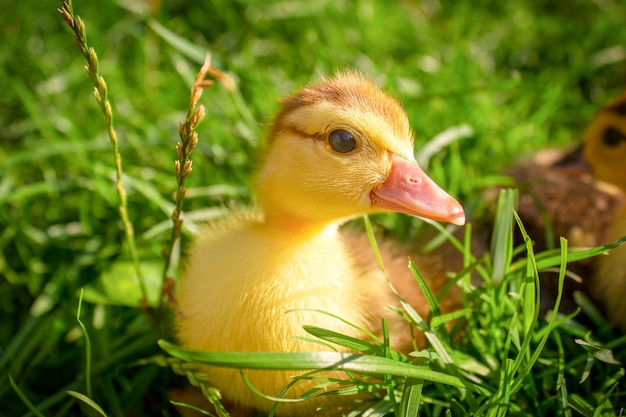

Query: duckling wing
[340,228,463,353]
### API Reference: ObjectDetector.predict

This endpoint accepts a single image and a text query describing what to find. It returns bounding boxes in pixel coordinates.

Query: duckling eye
[602,126,624,147]
[328,130,357,153]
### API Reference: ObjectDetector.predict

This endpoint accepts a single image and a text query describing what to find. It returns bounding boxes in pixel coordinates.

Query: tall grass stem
[57,0,148,303]
[159,54,234,311]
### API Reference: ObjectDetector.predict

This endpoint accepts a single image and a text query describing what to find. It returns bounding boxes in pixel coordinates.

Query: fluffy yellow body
[177,217,384,414]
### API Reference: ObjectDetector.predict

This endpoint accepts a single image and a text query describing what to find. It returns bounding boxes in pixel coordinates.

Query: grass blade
[147,19,207,64]
[75,289,93,399]
[66,391,108,417]
[302,325,388,356]
[490,189,517,285]
[9,375,46,417]
[397,378,424,416]
[158,340,489,394]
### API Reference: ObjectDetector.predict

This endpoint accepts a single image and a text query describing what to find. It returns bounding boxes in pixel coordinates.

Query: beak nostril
[372,155,464,224]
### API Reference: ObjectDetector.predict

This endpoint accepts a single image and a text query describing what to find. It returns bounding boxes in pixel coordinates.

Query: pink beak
[370,155,465,226]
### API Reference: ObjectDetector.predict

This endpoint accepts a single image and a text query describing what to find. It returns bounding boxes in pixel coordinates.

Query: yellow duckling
[583,91,626,331]
[176,72,465,416]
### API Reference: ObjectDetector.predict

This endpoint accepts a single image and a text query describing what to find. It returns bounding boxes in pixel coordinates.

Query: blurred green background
[1,0,625,415]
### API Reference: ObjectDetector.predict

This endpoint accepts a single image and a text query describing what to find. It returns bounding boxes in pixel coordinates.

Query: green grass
[2,0,626,415]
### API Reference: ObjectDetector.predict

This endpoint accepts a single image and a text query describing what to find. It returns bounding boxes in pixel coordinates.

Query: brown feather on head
[270,71,411,144]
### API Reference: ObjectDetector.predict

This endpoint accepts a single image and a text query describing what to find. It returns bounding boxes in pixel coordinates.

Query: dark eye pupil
[328,130,356,153]
[602,126,624,147]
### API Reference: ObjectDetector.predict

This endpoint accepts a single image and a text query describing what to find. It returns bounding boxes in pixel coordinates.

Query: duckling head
[583,91,626,193]
[256,72,465,230]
